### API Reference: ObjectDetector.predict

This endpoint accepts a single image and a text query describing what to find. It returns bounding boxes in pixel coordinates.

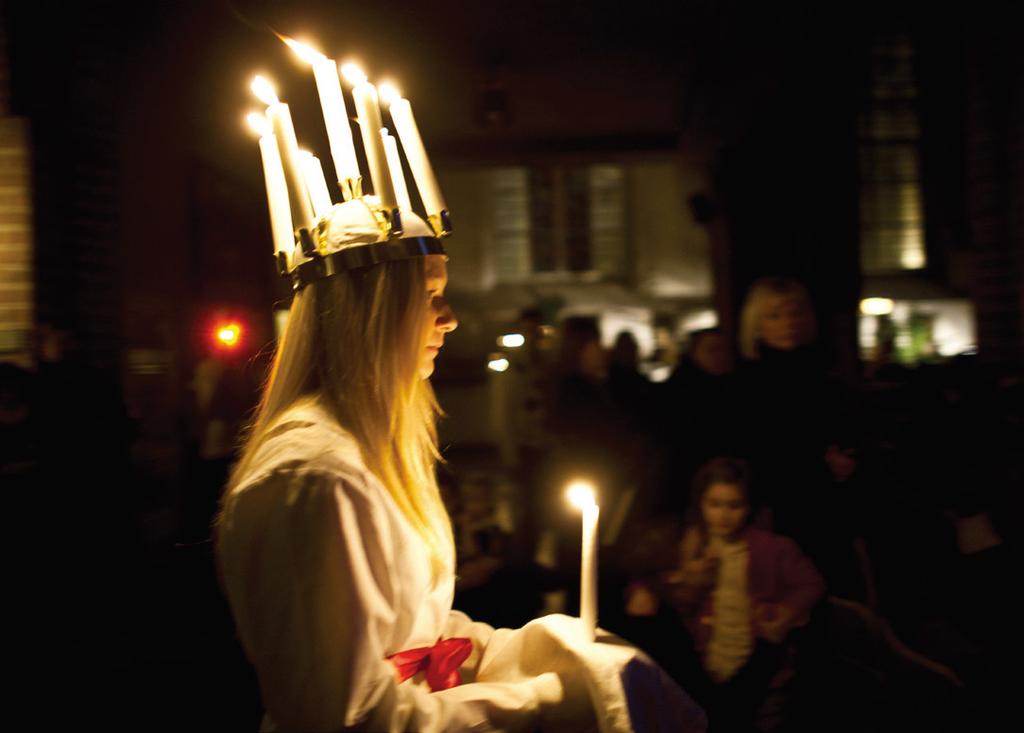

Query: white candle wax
[580,502,599,642]
[568,481,599,643]
[256,134,295,256]
[381,130,412,212]
[387,97,446,219]
[300,152,334,218]
[351,82,397,209]
[311,55,360,190]
[266,102,315,229]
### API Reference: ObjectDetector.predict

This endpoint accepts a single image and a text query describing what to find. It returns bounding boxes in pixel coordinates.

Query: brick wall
[965,2,1024,366]
[0,3,33,366]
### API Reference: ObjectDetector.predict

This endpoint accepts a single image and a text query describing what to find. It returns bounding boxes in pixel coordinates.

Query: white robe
[219,402,705,732]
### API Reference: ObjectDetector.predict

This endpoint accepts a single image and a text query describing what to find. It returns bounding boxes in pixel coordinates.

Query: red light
[213,321,243,350]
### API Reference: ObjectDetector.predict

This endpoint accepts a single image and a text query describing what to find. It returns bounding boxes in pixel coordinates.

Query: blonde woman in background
[735,277,863,601]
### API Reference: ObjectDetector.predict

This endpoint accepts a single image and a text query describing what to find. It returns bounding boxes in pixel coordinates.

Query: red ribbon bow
[387,637,473,692]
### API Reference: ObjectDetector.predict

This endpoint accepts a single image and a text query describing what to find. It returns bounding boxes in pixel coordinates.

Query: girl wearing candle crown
[218,58,705,733]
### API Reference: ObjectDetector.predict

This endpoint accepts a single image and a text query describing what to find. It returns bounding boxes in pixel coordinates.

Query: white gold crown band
[289,237,447,291]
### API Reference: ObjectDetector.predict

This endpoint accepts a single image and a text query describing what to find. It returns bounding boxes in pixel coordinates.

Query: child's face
[701,482,750,540]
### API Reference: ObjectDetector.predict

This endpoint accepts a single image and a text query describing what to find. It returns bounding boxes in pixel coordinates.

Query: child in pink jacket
[627,457,825,730]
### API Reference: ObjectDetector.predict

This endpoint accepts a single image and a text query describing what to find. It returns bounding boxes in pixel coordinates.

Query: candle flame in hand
[341,62,368,85]
[251,76,279,106]
[567,481,597,511]
[246,112,271,138]
[378,83,401,106]
[281,36,325,64]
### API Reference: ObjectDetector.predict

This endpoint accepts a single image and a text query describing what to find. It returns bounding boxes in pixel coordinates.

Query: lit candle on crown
[341,63,397,211]
[381,130,412,212]
[567,480,600,642]
[281,37,361,199]
[251,76,315,231]
[246,112,294,259]
[299,151,334,218]
[379,83,448,236]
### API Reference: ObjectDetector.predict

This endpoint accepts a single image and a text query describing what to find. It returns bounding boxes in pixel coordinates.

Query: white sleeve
[220,471,544,733]
[442,610,496,681]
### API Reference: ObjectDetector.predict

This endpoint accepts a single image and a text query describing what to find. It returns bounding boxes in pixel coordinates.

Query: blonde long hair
[221,257,453,576]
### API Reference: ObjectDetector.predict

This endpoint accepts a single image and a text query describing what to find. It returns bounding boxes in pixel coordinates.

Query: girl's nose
[437,302,458,333]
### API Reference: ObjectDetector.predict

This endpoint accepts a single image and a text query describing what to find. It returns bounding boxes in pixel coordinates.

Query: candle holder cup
[298,227,318,258]
[387,208,404,238]
[274,250,290,277]
[428,209,453,238]
[339,176,362,202]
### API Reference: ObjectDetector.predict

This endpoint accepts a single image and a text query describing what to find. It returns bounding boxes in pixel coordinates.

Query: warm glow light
[281,36,324,64]
[341,62,367,85]
[378,83,401,106]
[251,76,279,106]
[860,297,895,316]
[566,481,597,511]
[246,112,271,138]
[487,357,510,372]
[215,323,242,348]
[498,333,525,348]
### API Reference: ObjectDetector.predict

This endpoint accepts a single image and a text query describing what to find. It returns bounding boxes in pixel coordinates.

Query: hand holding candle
[567,480,599,642]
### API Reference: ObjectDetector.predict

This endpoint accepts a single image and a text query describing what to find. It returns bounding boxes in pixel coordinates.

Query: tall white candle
[282,39,360,193]
[252,77,315,230]
[268,103,315,229]
[343,66,397,209]
[381,130,413,212]
[381,89,447,222]
[300,151,334,218]
[313,57,360,189]
[247,113,294,257]
[567,481,599,642]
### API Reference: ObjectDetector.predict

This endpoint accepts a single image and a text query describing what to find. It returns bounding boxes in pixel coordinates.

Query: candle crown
[246,41,453,291]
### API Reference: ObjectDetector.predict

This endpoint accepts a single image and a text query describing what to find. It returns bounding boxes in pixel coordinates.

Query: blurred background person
[607,330,653,417]
[496,308,556,570]
[736,277,864,600]
[659,327,738,516]
[623,457,824,732]
[540,316,626,610]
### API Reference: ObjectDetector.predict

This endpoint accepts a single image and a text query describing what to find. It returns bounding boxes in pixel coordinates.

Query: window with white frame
[491,164,627,281]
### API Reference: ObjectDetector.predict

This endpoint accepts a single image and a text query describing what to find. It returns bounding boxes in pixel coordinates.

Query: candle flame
[567,481,597,511]
[341,62,368,85]
[246,112,271,138]
[251,76,279,106]
[378,83,401,106]
[281,36,325,64]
